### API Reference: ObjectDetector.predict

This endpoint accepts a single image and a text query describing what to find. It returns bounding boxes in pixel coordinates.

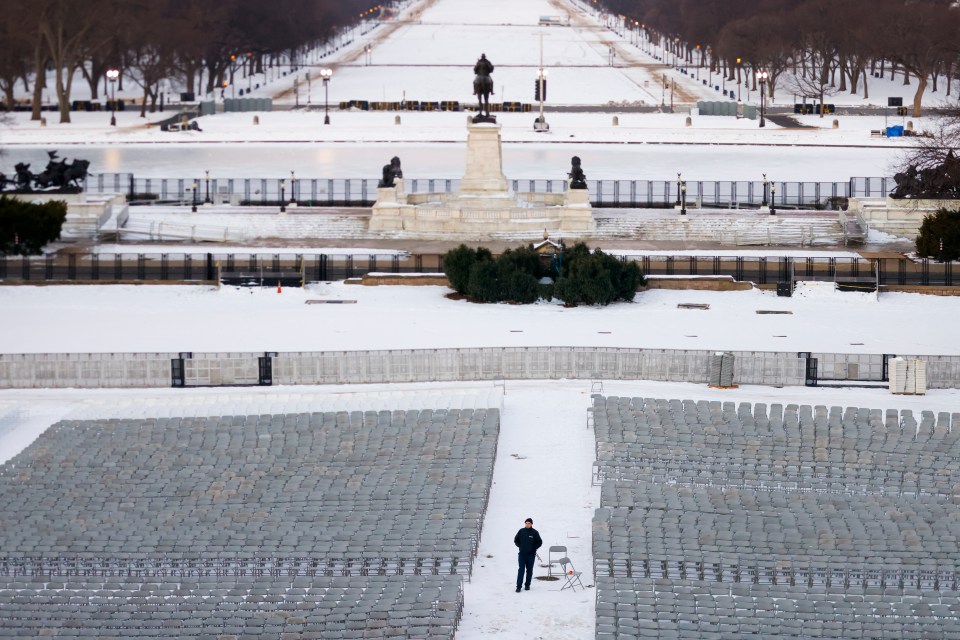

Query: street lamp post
[758,70,768,128]
[770,182,777,215]
[204,170,211,204]
[320,68,333,124]
[676,173,682,206]
[106,69,119,126]
[290,171,296,205]
[680,181,687,215]
[762,173,768,207]
[280,179,286,213]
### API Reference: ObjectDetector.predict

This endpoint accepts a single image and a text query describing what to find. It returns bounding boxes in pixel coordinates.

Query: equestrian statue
[472,53,495,123]
[0,150,90,193]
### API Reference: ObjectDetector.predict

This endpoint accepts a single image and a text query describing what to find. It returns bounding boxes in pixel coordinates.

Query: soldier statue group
[0,151,90,193]
[891,150,960,200]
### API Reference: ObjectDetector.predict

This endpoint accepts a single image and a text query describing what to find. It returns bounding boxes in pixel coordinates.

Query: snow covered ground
[2,0,959,637]
[0,281,953,356]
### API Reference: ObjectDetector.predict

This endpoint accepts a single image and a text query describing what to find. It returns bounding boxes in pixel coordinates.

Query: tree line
[0,0,386,122]
[596,0,960,116]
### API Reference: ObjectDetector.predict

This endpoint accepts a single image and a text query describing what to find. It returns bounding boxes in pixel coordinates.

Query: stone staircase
[124,206,862,246]
[596,209,862,246]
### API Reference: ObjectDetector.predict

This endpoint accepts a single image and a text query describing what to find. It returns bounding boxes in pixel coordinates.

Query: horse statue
[568,156,587,189]
[13,163,33,191]
[63,159,90,189]
[34,159,68,190]
[33,150,68,190]
[379,156,403,188]
[472,53,495,123]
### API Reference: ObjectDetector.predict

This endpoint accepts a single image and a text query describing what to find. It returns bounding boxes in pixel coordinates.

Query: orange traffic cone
[277,280,282,294]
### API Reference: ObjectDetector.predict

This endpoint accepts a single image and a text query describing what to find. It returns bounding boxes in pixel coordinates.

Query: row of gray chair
[0,575,463,639]
[0,410,498,564]
[597,576,960,639]
[592,396,960,639]
[0,407,500,639]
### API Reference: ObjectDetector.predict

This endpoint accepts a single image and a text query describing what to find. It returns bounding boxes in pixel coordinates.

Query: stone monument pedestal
[459,124,509,194]
[369,123,595,237]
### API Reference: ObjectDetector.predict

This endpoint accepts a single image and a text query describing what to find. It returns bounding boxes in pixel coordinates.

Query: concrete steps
[596,210,855,246]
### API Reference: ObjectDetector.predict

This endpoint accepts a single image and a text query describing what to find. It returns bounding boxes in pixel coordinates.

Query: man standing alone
[514,517,542,592]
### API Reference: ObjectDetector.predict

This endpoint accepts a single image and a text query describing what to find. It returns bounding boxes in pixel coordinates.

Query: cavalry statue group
[0,151,90,193]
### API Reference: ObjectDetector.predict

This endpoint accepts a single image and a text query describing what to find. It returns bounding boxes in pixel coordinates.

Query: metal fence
[0,253,956,287]
[84,174,894,209]
[2,347,959,390]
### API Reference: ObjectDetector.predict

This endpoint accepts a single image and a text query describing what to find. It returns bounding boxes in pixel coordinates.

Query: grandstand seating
[0,407,498,638]
[592,396,960,639]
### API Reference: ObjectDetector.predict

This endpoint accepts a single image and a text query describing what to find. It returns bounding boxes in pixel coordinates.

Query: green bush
[442,244,492,293]
[0,196,67,255]
[443,241,645,305]
[916,208,960,261]
[554,244,646,307]
[466,259,501,302]
[505,270,540,304]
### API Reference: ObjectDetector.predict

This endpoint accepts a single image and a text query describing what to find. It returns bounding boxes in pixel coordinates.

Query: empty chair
[559,557,584,592]
[547,546,567,577]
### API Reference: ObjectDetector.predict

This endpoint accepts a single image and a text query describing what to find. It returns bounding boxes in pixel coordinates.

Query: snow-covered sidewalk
[459,381,597,639]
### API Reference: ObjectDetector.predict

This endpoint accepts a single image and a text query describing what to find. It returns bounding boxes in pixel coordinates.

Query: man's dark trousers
[517,553,536,590]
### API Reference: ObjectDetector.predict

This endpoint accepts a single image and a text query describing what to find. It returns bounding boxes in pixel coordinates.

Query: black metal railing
[83,174,894,209]
[0,253,955,287]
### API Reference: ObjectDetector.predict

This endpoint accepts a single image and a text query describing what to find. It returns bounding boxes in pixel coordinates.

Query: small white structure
[889,357,927,395]
[369,122,595,237]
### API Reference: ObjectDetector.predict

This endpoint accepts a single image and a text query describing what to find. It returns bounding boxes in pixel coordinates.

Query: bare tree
[880,1,960,117]
[0,0,32,110]
[893,99,960,175]
[36,0,120,123]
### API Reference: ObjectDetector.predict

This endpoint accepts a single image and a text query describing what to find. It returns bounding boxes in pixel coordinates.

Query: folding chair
[547,546,567,577]
[559,557,584,591]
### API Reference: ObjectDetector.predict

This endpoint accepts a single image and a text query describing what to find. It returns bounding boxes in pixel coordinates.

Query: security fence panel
[86,173,896,209]
[714,181,734,207]
[457,349,485,380]
[850,176,892,198]
[813,352,886,382]
[549,347,576,378]
[338,350,375,383]
[361,350,391,381]
[316,352,345,382]
[616,350,644,378]
[501,349,527,378]
[5,348,960,389]
[733,351,806,386]
[384,350,416,382]
[410,349,456,381]
[593,180,618,206]
[475,348,501,378]
[900,355,960,389]
[520,348,553,379]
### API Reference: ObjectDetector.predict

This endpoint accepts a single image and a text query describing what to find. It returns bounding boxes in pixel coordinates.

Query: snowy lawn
[0,282,954,356]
